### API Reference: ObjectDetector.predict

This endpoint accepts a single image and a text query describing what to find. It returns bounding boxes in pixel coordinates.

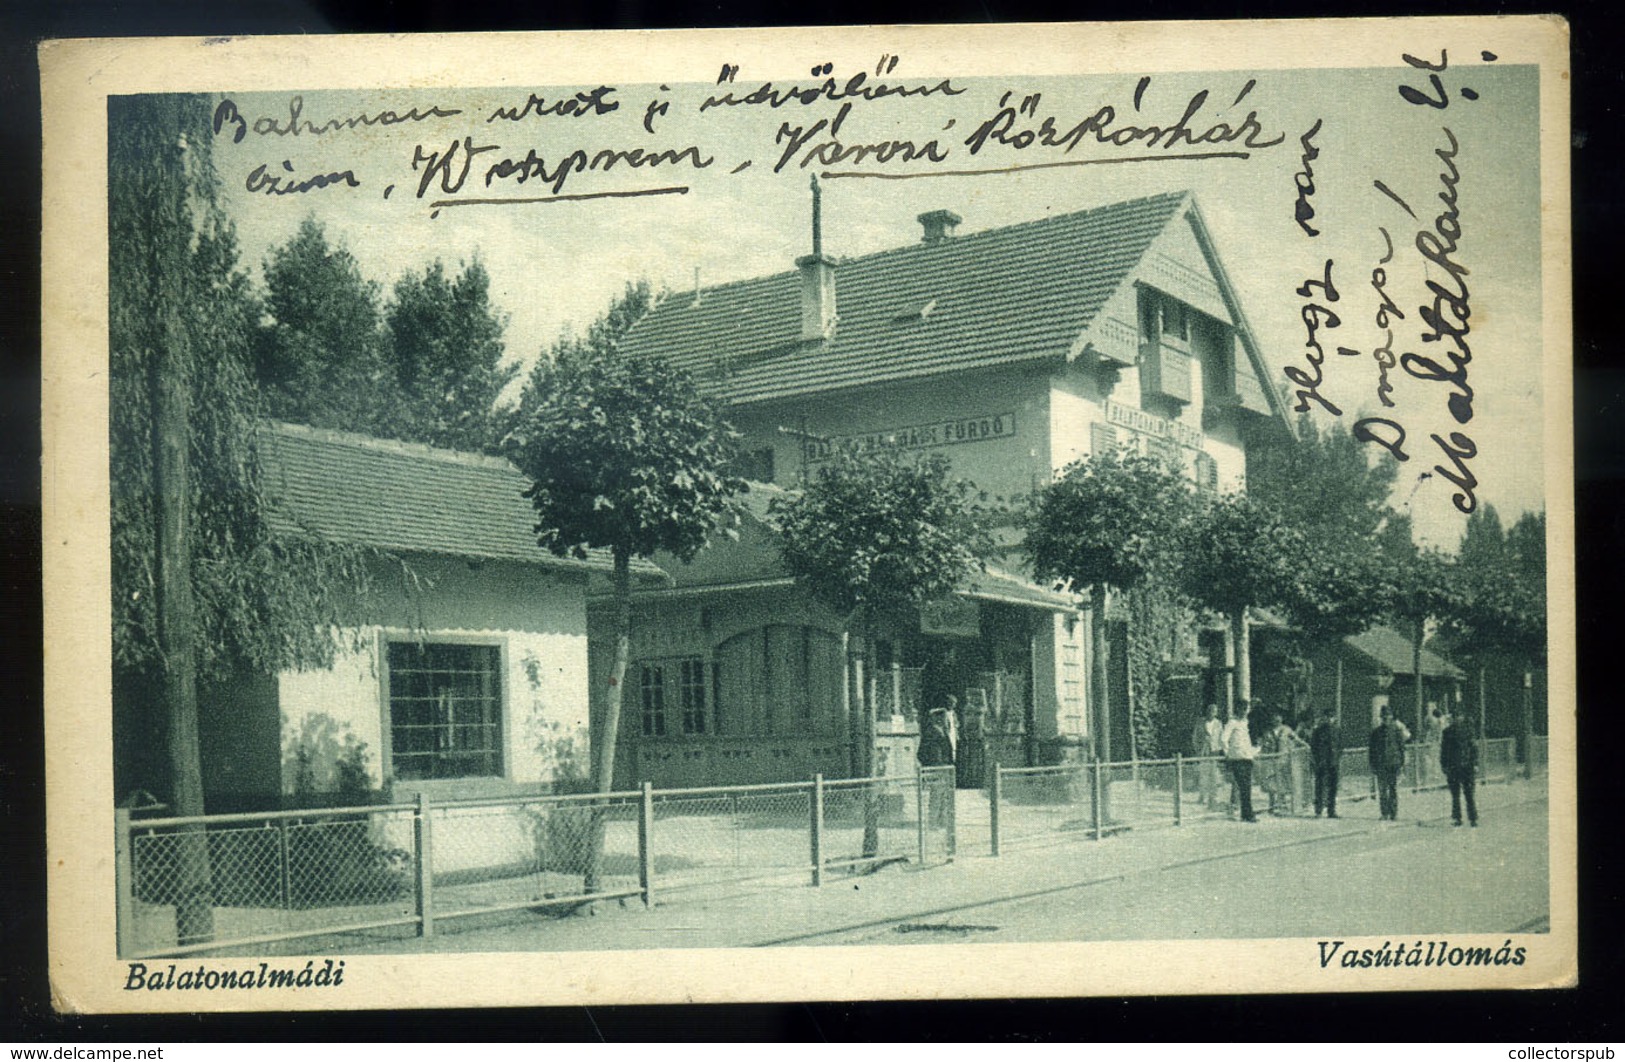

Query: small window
[1195,452,1219,493]
[735,447,776,483]
[388,642,502,780]
[635,657,711,737]
[1161,299,1189,342]
[639,663,668,737]
[679,658,708,735]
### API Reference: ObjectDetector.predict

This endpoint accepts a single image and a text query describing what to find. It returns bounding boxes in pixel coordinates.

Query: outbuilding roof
[619,478,1078,612]
[1344,625,1466,680]
[620,189,1276,414]
[258,421,664,579]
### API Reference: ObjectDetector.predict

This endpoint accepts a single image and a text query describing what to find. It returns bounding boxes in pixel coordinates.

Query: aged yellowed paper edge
[41,17,1575,1012]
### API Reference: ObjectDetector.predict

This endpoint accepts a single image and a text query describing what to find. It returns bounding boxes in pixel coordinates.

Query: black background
[2,0,1619,1042]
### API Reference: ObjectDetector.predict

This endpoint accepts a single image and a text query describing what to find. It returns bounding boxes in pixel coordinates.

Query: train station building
[607,189,1294,786]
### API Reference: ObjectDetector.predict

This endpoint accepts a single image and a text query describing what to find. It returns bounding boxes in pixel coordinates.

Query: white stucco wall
[730,366,1053,504]
[277,556,593,800]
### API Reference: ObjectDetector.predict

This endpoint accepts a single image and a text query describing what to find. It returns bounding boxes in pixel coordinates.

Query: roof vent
[918,209,962,244]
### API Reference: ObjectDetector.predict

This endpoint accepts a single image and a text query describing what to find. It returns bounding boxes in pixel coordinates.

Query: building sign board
[805,412,1016,461]
[1105,400,1204,451]
[919,596,981,639]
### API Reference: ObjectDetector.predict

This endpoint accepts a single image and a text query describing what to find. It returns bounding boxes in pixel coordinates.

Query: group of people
[1191,700,1483,828]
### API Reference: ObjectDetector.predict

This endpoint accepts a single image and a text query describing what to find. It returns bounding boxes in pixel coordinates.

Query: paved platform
[321,774,1548,954]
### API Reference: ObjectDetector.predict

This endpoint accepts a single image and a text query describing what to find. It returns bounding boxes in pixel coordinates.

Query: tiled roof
[1344,626,1465,680]
[258,422,663,577]
[620,191,1192,405]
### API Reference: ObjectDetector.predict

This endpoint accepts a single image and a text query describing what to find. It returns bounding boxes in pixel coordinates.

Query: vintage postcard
[41,18,1574,1012]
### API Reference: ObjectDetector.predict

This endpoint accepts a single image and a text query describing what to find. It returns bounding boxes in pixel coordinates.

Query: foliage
[1442,506,1546,662]
[385,257,517,452]
[253,223,518,453]
[1123,580,1195,758]
[1183,495,1300,617]
[510,347,744,565]
[770,448,998,624]
[1247,413,1399,552]
[253,217,396,436]
[109,95,371,683]
[1024,448,1197,594]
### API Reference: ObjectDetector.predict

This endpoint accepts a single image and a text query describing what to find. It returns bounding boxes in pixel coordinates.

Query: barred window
[387,642,503,780]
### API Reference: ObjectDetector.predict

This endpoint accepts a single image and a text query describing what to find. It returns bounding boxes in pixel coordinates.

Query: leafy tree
[110,94,377,942]
[385,258,517,452]
[772,449,995,627]
[1247,414,1413,719]
[1247,413,1399,552]
[1025,448,1195,762]
[511,334,743,883]
[772,447,995,852]
[254,217,398,435]
[1386,547,1464,736]
[1441,506,1547,749]
[1179,494,1306,711]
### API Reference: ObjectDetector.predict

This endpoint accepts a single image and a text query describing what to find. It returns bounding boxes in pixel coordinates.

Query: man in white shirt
[1221,703,1259,823]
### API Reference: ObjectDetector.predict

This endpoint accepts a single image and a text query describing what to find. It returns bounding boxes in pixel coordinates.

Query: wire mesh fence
[122,805,419,959]
[649,783,815,889]
[117,767,957,958]
[1481,737,1518,782]
[428,792,644,918]
[991,763,1097,852]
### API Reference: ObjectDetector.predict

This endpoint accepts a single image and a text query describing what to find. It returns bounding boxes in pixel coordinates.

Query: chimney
[797,253,837,341]
[918,209,962,244]
[798,175,836,341]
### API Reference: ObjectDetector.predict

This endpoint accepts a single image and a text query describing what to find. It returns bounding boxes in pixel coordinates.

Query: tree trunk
[153,309,213,946]
[1477,663,1487,740]
[585,547,633,892]
[1334,655,1344,726]
[1413,616,1426,737]
[858,617,880,859]
[1089,584,1113,824]
[1090,585,1110,763]
[1231,607,1251,712]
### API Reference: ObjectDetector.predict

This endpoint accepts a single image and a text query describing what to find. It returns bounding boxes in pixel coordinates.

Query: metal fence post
[1174,754,1184,826]
[811,774,825,887]
[945,767,957,858]
[1092,762,1104,841]
[639,782,655,907]
[415,793,434,939]
[990,764,1003,857]
[115,808,134,959]
[914,769,927,867]
[278,818,291,910]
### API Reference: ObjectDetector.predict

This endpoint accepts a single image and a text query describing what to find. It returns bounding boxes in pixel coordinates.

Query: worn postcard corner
[42,16,1573,1012]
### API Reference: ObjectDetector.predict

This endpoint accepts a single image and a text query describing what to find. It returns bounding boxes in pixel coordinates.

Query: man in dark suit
[1369,704,1407,821]
[1309,709,1341,818]
[1439,713,1480,827]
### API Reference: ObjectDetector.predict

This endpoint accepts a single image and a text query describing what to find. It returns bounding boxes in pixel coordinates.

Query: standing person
[1192,704,1223,806]
[1369,704,1407,821]
[1221,703,1259,823]
[917,706,955,826]
[1309,709,1341,818]
[1439,713,1480,827]
[1264,713,1308,815]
